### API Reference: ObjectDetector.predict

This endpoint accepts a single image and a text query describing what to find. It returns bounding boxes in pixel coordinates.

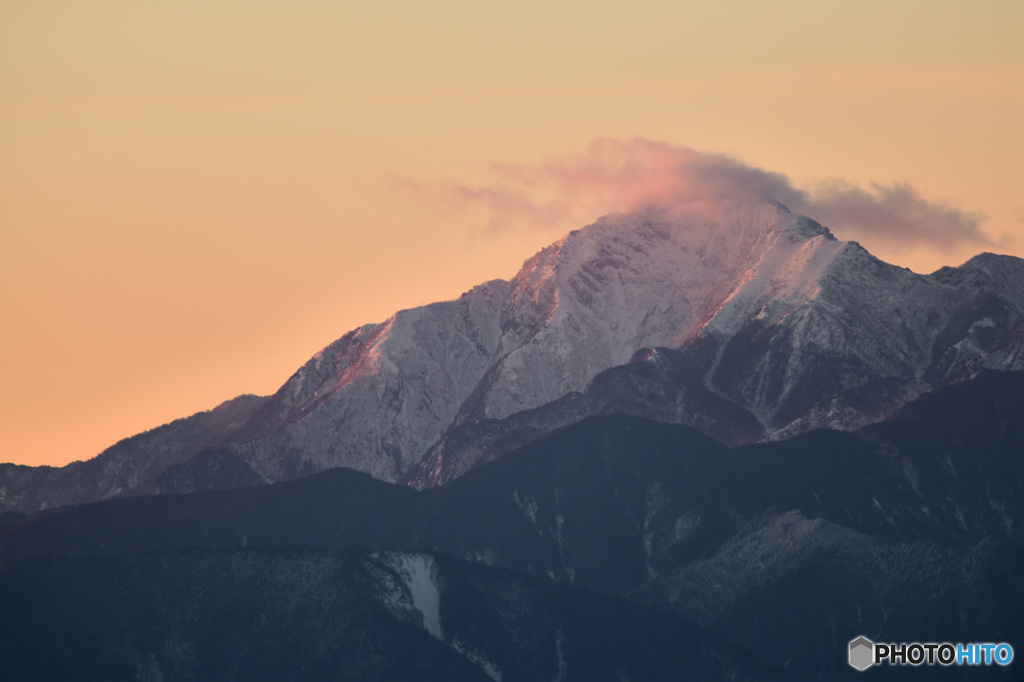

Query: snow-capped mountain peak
[4,198,1023,510]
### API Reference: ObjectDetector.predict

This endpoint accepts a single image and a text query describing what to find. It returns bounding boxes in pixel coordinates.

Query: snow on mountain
[201,199,1024,488]
[216,277,512,482]
[405,206,1024,488]
[215,201,847,483]
[373,552,445,640]
[3,198,1024,511]
[457,202,834,422]
[701,242,1024,432]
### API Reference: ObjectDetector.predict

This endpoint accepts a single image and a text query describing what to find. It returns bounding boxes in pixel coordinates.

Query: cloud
[801,180,989,251]
[425,137,989,253]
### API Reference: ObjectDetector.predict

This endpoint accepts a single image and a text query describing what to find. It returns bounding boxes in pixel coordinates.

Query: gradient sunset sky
[2,1,1022,467]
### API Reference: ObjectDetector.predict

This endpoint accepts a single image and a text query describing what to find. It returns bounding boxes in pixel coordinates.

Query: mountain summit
[3,200,1023,512]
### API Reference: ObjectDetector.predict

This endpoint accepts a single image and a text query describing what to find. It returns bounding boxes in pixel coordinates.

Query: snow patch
[374,552,444,639]
[643,483,668,578]
[989,498,1014,538]
[513,491,539,527]
[554,627,568,682]
[462,548,497,565]
[452,639,502,681]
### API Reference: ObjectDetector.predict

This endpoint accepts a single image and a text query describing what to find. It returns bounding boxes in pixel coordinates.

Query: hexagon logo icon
[849,636,874,671]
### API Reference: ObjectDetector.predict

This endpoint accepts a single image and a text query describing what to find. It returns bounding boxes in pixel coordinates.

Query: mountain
[3,370,1021,680]
[0,547,783,682]
[3,200,1023,512]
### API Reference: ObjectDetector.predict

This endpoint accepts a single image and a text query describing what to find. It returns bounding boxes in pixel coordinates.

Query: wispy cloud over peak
[804,179,989,251]
[408,138,990,254]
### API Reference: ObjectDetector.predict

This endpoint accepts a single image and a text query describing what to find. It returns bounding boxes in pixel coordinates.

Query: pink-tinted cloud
[802,180,989,251]
[430,138,990,253]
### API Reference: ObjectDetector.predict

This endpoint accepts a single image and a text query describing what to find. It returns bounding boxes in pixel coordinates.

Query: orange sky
[2,1,1022,467]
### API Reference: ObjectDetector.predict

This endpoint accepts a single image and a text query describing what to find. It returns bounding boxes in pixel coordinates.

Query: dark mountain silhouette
[3,370,1021,679]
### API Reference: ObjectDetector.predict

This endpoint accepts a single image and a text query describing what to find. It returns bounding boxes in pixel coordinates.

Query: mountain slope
[3,370,1021,680]
[1,548,783,682]
[0,394,267,513]
[3,201,1024,512]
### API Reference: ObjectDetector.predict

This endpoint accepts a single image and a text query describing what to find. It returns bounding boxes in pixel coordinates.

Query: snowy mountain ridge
[225,201,849,482]
[2,199,1023,511]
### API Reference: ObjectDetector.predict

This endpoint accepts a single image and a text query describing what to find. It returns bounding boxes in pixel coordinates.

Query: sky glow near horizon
[1,1,1022,466]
